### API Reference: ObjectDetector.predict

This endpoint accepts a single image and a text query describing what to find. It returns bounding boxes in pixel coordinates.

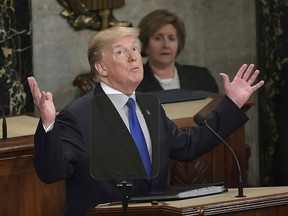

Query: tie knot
[126,98,136,109]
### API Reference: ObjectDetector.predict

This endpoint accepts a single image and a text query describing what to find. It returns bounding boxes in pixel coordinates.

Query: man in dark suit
[28,26,264,216]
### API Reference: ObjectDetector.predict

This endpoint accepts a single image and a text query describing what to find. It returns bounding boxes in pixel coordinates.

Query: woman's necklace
[154,67,180,90]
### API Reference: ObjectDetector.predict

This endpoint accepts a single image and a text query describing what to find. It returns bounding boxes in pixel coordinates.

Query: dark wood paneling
[0,136,65,216]
[168,92,251,188]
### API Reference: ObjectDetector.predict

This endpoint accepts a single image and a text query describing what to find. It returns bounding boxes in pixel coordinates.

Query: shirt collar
[100,82,136,110]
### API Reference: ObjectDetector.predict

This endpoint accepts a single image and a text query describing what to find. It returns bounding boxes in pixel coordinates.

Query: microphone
[193,113,245,197]
[0,106,7,140]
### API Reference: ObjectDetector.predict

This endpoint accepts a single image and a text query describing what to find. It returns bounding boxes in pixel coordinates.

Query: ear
[95,62,108,77]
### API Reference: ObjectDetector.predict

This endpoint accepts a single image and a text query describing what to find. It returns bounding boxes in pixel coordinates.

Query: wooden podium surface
[0,92,252,215]
[0,116,65,216]
[87,186,288,216]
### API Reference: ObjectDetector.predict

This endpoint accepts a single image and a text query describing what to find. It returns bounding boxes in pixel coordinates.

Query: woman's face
[145,24,179,67]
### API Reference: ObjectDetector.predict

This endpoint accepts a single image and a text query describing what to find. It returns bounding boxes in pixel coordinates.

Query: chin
[133,79,142,88]
[134,79,142,86]
[133,74,143,82]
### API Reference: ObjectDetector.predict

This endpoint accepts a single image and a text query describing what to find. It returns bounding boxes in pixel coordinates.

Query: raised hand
[27,77,56,128]
[219,64,264,108]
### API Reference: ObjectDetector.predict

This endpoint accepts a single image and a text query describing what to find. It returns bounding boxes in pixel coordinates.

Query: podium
[0,116,65,216]
[87,186,288,216]
[0,92,252,215]
[163,91,253,187]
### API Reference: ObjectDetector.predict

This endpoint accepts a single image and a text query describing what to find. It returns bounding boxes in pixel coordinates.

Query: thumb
[45,92,53,101]
[219,72,229,82]
[219,73,230,88]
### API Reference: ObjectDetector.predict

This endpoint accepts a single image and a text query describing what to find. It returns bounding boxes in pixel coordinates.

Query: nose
[163,38,170,47]
[128,50,137,62]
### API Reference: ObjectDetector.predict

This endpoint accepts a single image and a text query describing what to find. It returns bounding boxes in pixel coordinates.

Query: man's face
[99,35,143,95]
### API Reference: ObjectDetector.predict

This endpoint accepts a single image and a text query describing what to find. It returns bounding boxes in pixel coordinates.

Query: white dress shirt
[43,82,153,161]
[101,82,152,161]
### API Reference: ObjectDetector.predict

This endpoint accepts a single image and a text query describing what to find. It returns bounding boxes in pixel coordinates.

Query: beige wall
[32,0,259,185]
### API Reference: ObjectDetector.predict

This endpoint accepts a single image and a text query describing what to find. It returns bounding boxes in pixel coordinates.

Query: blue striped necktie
[126,98,151,179]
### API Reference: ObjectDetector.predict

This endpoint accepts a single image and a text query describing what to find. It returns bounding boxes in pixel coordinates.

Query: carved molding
[57,0,131,30]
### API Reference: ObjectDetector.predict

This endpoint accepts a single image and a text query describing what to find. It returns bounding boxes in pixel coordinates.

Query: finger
[40,92,46,106]
[242,64,255,81]
[28,77,42,104]
[27,77,36,97]
[247,69,260,85]
[234,64,248,80]
[252,80,265,92]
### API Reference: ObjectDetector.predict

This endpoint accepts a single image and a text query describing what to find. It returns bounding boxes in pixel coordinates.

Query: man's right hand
[27,77,56,128]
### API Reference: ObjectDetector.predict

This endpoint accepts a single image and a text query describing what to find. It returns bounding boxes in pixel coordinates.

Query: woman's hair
[138,9,186,57]
[87,26,141,74]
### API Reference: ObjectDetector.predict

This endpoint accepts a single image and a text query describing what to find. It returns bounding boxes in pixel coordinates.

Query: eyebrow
[154,33,177,37]
[112,40,139,50]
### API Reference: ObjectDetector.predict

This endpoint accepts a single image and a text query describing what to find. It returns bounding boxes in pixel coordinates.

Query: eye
[154,36,162,41]
[132,46,140,53]
[168,36,177,41]
[113,48,125,56]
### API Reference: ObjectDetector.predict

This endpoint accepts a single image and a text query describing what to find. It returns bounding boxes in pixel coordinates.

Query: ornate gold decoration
[57,0,131,30]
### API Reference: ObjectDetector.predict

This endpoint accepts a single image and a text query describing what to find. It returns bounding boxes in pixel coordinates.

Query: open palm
[220,64,265,108]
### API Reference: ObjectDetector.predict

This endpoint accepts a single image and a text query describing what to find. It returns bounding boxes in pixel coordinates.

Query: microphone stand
[117,177,133,216]
[194,114,245,197]
[0,106,7,141]
[203,121,245,197]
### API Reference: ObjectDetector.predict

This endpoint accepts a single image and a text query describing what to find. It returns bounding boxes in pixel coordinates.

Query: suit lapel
[92,85,160,180]
[92,88,147,179]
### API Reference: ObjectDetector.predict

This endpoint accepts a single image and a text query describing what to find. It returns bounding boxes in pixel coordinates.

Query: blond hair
[88,26,141,74]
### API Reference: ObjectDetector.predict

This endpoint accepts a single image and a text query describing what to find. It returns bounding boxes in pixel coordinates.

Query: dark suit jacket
[136,62,219,93]
[33,83,248,216]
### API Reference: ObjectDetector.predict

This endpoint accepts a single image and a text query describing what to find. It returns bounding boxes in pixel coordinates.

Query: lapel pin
[146,109,151,115]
